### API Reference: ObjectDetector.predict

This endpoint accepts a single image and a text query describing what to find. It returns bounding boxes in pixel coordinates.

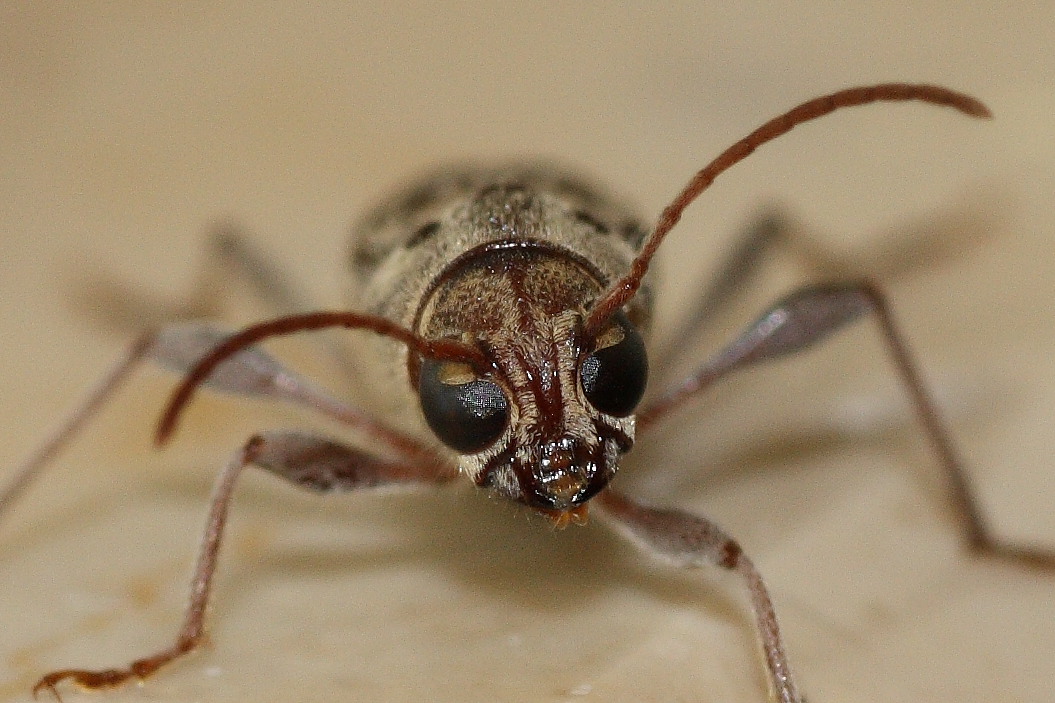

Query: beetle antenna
[583,83,991,338]
[155,311,486,445]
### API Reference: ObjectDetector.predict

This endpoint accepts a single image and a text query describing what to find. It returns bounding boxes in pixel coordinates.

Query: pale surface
[1,4,1053,703]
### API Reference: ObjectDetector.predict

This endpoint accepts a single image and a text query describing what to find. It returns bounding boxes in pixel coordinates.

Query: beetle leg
[75,223,310,330]
[0,333,155,524]
[655,204,997,376]
[598,489,801,703]
[31,430,456,698]
[1,321,439,529]
[205,222,315,316]
[654,211,787,372]
[641,281,1055,566]
[205,225,367,382]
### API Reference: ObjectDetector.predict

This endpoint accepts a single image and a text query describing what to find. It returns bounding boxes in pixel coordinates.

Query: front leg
[598,490,801,703]
[33,430,456,698]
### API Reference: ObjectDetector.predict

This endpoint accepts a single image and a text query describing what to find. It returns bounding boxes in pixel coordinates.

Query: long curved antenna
[583,83,992,338]
[155,310,486,445]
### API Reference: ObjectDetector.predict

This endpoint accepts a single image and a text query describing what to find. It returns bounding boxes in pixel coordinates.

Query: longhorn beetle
[3,84,1053,703]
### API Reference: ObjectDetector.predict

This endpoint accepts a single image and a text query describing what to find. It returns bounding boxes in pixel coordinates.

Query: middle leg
[642,281,1055,566]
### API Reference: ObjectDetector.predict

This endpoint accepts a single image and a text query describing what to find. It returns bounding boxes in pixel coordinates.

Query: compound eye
[418,358,510,453]
[580,311,648,418]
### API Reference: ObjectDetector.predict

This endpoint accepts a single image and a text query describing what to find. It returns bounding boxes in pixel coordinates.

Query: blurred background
[1,4,1053,702]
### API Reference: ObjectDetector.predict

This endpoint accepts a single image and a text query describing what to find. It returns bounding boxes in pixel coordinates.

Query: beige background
[2,4,1053,703]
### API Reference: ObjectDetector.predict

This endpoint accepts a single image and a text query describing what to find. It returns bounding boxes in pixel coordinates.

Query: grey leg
[653,212,787,373]
[1,321,441,531]
[0,335,154,523]
[654,205,995,376]
[598,490,801,703]
[32,430,456,697]
[75,223,313,331]
[207,223,316,316]
[206,224,368,382]
[641,281,1054,566]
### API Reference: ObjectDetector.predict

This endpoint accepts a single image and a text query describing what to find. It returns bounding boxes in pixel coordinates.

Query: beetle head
[417,306,647,524]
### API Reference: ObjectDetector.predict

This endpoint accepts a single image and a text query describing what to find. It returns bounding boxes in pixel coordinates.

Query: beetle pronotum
[2,83,1052,703]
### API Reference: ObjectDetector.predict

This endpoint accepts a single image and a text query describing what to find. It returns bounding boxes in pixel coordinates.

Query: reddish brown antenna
[155,311,487,445]
[583,83,992,338]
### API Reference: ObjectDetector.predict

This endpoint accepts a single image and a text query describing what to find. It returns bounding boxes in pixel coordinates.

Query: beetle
[2,83,1051,703]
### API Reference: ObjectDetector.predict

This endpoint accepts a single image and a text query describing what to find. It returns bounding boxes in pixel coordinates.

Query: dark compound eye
[418,358,510,453]
[580,311,648,418]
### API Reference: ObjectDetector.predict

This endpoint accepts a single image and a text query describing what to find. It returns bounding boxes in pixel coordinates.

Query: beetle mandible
[3,83,1052,703]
